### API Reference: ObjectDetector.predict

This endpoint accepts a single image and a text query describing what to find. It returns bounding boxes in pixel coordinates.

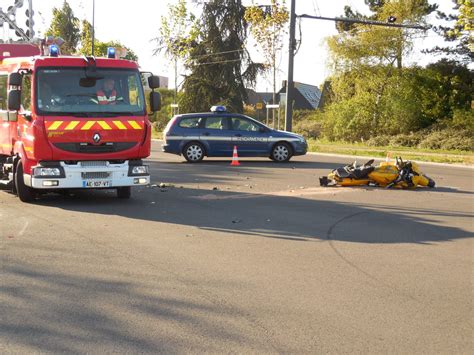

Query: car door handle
[234,134,242,137]
[202,132,210,136]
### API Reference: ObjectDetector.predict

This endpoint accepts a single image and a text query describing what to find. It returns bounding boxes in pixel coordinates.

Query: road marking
[18,218,29,237]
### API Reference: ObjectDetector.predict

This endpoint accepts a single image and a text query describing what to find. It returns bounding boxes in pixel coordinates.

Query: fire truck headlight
[33,167,62,177]
[131,166,148,175]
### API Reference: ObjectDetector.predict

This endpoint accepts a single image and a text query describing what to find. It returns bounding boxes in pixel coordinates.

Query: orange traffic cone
[231,145,240,166]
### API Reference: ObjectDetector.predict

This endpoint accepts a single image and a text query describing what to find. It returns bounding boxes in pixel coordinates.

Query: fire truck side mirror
[8,73,22,87]
[148,75,160,89]
[8,90,21,111]
[149,91,161,112]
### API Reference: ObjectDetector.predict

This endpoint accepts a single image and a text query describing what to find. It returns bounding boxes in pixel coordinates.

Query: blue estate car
[162,106,308,163]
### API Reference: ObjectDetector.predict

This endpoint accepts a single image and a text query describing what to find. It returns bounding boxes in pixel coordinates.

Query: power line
[191,48,244,60]
[192,58,242,66]
[312,0,321,16]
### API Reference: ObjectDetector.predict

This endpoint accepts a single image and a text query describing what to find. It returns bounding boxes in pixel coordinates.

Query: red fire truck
[0,43,161,202]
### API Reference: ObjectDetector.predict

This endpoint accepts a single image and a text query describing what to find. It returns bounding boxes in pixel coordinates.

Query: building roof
[277,81,322,110]
[294,82,321,110]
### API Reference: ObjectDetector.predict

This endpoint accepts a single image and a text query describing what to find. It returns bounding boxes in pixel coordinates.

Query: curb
[307,151,473,169]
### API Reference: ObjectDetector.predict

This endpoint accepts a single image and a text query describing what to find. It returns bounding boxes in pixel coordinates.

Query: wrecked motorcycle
[319,157,436,189]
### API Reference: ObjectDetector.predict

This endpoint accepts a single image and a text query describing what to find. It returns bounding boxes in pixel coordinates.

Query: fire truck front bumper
[24,160,150,189]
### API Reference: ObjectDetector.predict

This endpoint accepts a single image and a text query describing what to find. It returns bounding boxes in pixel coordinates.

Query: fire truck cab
[0,43,161,202]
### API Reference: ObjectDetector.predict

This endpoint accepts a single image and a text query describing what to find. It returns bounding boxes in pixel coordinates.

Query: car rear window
[179,117,202,128]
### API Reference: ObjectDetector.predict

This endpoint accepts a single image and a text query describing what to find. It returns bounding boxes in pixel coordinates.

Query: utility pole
[284,0,296,132]
[28,0,33,38]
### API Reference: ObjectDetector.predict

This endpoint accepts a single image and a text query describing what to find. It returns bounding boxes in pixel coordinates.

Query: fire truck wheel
[117,186,131,199]
[15,162,36,203]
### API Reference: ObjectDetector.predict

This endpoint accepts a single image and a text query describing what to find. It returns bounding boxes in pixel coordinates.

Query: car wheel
[117,186,131,199]
[15,162,36,203]
[183,142,205,163]
[271,142,292,162]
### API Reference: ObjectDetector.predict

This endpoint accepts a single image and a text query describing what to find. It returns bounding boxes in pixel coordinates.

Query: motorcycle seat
[352,166,375,179]
[334,167,351,178]
[334,166,374,179]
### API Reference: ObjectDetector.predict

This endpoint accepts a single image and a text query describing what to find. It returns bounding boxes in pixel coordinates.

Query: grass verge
[308,140,474,165]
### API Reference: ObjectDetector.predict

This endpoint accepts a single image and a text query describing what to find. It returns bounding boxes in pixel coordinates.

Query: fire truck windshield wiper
[69,112,93,117]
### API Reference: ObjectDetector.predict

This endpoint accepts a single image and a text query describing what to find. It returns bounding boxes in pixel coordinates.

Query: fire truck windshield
[36,68,146,116]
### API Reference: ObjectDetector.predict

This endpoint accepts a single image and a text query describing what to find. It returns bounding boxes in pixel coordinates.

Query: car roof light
[211,105,226,113]
[107,47,116,59]
[49,45,59,57]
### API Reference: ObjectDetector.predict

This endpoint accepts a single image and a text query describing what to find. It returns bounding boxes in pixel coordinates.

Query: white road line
[18,218,29,237]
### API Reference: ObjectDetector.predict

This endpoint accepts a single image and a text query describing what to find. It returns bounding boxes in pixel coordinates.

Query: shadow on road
[35,184,473,245]
[1,260,258,353]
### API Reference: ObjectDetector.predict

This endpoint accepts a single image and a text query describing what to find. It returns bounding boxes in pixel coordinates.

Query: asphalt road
[1,141,473,353]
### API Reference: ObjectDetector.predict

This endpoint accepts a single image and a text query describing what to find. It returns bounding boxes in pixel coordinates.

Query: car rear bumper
[162,143,180,155]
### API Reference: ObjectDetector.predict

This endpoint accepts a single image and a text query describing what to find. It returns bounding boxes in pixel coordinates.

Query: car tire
[270,142,292,162]
[117,186,131,199]
[183,142,205,163]
[15,162,36,203]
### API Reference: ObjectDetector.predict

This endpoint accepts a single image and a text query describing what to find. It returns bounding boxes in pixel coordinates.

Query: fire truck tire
[117,186,131,199]
[15,162,36,202]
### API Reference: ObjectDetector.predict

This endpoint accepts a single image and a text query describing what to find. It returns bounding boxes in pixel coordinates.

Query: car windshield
[35,68,145,116]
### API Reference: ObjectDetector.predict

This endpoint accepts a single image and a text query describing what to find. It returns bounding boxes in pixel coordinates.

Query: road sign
[256,102,263,110]
[266,104,279,109]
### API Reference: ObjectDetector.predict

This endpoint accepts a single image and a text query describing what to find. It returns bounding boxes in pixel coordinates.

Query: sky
[0,0,458,92]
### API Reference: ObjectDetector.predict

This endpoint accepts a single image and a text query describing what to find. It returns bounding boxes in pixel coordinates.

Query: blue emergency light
[211,105,227,113]
[49,45,59,57]
[107,47,116,59]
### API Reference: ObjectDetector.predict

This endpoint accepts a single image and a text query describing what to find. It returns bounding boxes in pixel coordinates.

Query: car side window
[179,117,202,128]
[231,117,260,132]
[204,116,225,130]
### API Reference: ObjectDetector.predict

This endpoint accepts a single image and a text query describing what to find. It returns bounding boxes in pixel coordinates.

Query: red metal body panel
[0,51,151,174]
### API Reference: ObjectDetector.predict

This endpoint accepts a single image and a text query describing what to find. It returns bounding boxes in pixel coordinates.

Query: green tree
[78,20,138,61]
[429,0,473,63]
[330,0,436,69]
[180,0,264,113]
[45,0,80,55]
[149,88,177,131]
[245,0,289,110]
[152,0,200,102]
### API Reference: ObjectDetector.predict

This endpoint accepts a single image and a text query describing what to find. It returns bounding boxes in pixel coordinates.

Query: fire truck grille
[81,172,110,179]
[80,161,108,167]
[53,142,136,154]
